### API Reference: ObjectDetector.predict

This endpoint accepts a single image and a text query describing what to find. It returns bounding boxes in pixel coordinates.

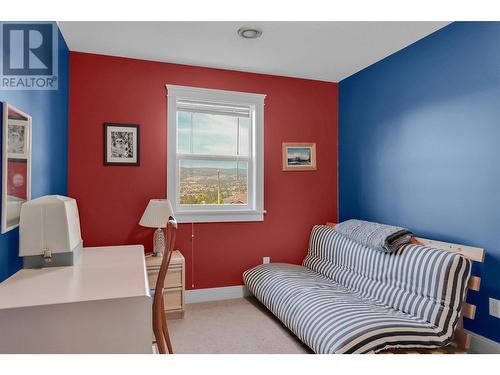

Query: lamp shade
[139,199,174,228]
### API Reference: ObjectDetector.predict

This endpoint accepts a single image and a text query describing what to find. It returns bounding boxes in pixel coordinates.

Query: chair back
[152,217,177,354]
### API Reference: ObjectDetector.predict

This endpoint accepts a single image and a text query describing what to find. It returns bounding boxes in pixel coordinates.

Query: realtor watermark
[0,22,58,90]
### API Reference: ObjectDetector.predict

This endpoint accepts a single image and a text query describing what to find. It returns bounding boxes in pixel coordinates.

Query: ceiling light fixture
[237,26,262,39]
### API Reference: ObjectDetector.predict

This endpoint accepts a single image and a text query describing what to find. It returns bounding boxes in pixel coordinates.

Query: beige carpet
[168,297,312,354]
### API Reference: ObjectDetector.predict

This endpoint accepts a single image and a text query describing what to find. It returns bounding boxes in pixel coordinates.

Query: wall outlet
[489,298,500,318]
[263,256,270,264]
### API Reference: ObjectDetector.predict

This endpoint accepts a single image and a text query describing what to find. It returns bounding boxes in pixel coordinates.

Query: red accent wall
[68,52,338,290]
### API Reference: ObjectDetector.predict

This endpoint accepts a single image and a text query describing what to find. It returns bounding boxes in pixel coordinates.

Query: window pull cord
[191,222,195,289]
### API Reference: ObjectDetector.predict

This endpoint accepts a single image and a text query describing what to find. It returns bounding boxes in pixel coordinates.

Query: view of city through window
[179,160,248,205]
[177,109,250,205]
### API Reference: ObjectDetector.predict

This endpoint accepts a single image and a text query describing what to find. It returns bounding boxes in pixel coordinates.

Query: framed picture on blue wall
[104,123,140,166]
[2,102,32,233]
[7,119,29,160]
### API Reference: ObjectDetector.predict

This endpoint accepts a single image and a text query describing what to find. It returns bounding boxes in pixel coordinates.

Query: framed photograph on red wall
[104,123,140,166]
[282,142,317,171]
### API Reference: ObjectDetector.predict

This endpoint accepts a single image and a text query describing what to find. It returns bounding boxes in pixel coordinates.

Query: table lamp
[139,199,174,257]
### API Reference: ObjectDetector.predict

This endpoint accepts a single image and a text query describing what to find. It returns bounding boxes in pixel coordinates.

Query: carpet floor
[168,297,312,354]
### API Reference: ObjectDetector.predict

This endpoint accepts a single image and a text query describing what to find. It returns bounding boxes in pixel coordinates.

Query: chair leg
[160,297,174,354]
[153,311,166,354]
[162,318,174,354]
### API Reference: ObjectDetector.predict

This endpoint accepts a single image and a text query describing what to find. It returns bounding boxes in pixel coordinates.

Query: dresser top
[145,250,184,267]
[0,245,150,310]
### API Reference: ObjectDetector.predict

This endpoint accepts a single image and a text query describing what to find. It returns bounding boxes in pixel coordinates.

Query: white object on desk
[0,245,152,354]
[19,195,83,268]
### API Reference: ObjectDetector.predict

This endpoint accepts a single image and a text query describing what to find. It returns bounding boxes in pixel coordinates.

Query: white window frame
[166,84,265,223]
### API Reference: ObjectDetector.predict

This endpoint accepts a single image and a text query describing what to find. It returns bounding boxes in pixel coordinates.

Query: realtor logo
[0,22,58,90]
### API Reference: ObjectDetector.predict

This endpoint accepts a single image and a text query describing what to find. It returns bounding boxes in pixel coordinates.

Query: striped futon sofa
[243,225,471,354]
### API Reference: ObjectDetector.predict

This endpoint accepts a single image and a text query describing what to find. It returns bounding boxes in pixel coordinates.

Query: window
[167,85,265,223]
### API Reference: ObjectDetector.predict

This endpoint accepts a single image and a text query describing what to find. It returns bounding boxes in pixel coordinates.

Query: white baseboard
[466,330,500,354]
[186,285,251,304]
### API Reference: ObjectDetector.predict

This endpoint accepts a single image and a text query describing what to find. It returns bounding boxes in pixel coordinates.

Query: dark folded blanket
[334,219,413,253]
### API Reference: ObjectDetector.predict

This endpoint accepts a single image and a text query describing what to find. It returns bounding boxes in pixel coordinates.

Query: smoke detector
[237,26,262,39]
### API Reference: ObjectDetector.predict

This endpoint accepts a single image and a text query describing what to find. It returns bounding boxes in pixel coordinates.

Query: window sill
[174,211,264,223]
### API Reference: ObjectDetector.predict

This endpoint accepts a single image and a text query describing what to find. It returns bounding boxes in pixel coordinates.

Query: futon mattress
[243,225,471,353]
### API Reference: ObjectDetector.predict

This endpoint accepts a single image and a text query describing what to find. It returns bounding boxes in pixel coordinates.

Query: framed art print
[104,123,140,166]
[282,142,317,171]
[7,118,29,160]
[2,102,32,233]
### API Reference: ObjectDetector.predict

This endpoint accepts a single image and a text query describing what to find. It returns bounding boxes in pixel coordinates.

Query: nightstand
[145,250,185,319]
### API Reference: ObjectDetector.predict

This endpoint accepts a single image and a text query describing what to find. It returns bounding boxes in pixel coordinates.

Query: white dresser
[0,245,152,354]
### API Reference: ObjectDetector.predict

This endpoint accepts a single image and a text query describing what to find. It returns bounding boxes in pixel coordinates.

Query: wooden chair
[152,217,177,354]
[325,222,485,354]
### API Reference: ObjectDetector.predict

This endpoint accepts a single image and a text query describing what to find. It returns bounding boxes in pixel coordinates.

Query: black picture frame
[103,123,140,166]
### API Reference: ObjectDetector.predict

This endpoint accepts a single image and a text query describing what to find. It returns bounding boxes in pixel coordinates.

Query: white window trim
[166,84,265,223]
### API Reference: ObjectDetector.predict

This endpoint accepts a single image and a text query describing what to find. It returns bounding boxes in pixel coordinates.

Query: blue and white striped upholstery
[243,225,471,353]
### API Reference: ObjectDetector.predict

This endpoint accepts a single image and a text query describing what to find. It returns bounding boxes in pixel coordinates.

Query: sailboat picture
[282,142,317,171]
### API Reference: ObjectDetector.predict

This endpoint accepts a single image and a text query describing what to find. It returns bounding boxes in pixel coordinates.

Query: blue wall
[0,23,69,282]
[339,22,500,343]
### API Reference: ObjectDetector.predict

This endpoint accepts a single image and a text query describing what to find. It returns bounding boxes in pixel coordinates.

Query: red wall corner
[68,51,338,290]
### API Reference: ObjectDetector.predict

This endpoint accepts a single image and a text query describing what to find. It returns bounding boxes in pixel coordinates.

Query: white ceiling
[58,22,449,82]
